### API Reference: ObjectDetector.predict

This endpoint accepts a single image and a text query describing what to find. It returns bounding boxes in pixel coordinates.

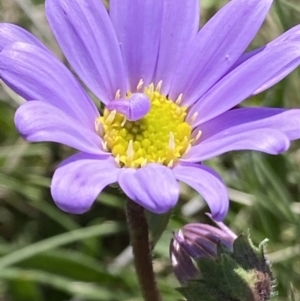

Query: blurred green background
[0,0,300,300]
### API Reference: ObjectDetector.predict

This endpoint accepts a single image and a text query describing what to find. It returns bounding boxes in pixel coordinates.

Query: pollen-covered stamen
[184,143,192,155]
[148,83,154,94]
[105,110,116,125]
[167,160,174,168]
[175,94,183,105]
[98,82,194,168]
[191,112,198,122]
[155,80,163,92]
[126,140,135,160]
[115,89,121,99]
[137,79,144,91]
[195,130,202,141]
[121,117,127,127]
[95,119,104,136]
[115,154,121,167]
[141,158,148,167]
[168,132,175,151]
[101,140,108,151]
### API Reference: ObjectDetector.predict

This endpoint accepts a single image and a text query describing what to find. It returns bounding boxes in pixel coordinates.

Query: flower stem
[126,199,162,301]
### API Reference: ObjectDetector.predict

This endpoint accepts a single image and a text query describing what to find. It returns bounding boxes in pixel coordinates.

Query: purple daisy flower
[1,0,300,220]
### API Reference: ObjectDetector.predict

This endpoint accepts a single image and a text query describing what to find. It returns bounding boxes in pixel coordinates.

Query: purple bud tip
[170,220,237,284]
[106,93,151,121]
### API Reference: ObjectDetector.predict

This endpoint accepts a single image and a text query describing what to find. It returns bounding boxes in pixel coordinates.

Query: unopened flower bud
[170,218,274,301]
[170,218,236,284]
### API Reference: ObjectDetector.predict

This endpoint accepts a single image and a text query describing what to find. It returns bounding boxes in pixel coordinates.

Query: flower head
[1,0,300,218]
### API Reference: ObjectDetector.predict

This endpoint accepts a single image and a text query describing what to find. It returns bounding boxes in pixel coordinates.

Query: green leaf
[0,268,124,300]
[17,250,122,283]
[0,221,124,269]
[8,279,43,301]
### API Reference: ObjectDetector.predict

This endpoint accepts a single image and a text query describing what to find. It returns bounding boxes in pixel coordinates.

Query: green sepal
[232,231,269,272]
[177,233,274,301]
[178,256,238,301]
[178,280,228,301]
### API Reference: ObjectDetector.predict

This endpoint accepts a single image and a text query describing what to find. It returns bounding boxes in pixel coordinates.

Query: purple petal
[194,107,300,143]
[169,0,273,107]
[230,25,300,96]
[0,23,48,52]
[185,128,290,162]
[0,42,99,129]
[173,163,229,221]
[118,164,179,214]
[189,42,300,126]
[51,153,119,214]
[230,25,300,76]
[205,214,237,240]
[15,101,107,155]
[45,0,127,104]
[106,93,151,121]
[182,223,236,250]
[110,0,163,90]
[170,237,200,285]
[154,0,200,94]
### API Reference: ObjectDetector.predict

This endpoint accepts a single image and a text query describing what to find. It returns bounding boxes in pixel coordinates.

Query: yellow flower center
[97,82,193,168]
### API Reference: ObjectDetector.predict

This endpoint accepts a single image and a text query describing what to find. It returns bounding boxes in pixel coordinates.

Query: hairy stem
[126,199,162,301]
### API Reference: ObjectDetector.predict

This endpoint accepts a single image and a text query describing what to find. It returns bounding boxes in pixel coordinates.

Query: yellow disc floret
[97,82,193,168]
